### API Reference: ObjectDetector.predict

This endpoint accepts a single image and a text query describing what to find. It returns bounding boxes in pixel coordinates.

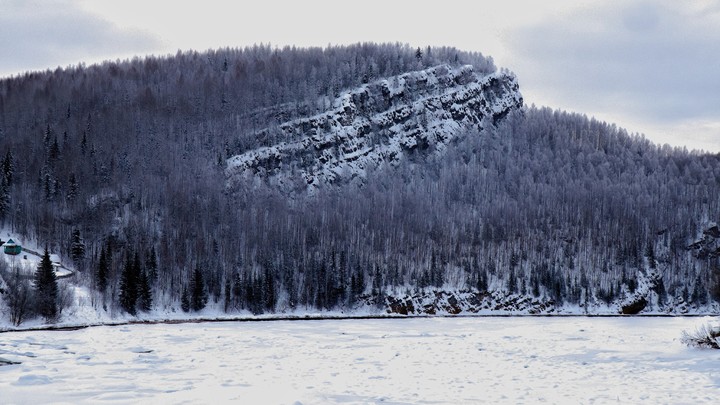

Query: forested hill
[0,43,719,326]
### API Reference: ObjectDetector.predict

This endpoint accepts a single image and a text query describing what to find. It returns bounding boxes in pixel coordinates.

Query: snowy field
[1,317,719,404]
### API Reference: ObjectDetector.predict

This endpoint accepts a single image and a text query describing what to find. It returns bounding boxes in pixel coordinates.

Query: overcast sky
[1,0,718,152]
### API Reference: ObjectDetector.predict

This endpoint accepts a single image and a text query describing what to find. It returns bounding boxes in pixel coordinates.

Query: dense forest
[0,43,718,324]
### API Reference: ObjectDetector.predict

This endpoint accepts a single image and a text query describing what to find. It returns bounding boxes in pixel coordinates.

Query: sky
[1,0,718,152]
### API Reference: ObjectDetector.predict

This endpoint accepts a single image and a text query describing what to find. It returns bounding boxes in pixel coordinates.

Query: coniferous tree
[263,264,276,311]
[80,131,87,155]
[190,265,208,311]
[43,124,52,148]
[49,138,60,162]
[118,253,139,315]
[138,270,153,311]
[249,273,263,314]
[70,229,85,263]
[181,288,190,312]
[284,263,297,309]
[145,246,158,283]
[96,246,108,292]
[351,262,365,299]
[0,150,12,221]
[1,150,14,186]
[224,276,231,312]
[232,272,243,310]
[0,179,9,220]
[34,248,58,322]
[67,173,78,204]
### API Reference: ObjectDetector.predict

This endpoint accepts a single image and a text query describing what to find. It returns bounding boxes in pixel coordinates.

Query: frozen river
[1,316,719,404]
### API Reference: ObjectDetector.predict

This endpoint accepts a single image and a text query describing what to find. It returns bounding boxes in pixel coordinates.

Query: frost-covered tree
[2,265,34,326]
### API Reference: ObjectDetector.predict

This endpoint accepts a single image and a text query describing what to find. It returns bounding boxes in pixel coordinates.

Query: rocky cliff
[688,223,720,259]
[226,64,523,191]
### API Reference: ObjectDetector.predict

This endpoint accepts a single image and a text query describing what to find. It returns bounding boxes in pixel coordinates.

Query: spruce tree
[49,137,60,161]
[138,270,153,312]
[34,248,58,322]
[70,229,85,263]
[0,179,9,220]
[80,131,87,155]
[104,237,114,274]
[233,272,243,310]
[190,266,208,311]
[118,253,139,315]
[181,288,190,312]
[96,246,108,292]
[67,173,78,204]
[2,149,14,186]
[264,264,276,311]
[145,246,158,283]
[224,276,231,313]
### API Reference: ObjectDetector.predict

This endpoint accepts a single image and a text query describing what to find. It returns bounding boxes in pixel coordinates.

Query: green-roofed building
[4,239,22,255]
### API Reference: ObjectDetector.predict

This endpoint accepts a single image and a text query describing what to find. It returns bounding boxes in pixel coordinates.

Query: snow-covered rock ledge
[226,64,523,192]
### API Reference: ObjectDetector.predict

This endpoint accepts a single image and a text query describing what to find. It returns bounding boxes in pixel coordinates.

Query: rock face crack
[226,64,523,192]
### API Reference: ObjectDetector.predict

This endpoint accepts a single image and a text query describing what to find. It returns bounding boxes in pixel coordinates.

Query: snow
[0,229,74,279]
[1,317,719,404]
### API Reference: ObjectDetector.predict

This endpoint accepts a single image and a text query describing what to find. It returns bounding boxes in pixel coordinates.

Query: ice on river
[1,317,719,404]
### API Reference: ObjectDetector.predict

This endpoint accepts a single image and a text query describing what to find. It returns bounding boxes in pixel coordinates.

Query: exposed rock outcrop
[363,290,555,315]
[620,297,648,315]
[619,269,665,314]
[226,64,523,191]
[687,223,720,259]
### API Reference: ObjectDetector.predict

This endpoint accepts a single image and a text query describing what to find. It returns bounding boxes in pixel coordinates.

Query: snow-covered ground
[0,229,73,278]
[1,317,719,404]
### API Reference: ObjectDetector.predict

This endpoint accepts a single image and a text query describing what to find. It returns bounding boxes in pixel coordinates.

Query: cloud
[0,0,162,77]
[508,0,720,126]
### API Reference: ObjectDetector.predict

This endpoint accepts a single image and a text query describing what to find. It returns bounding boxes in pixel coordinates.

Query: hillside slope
[0,43,719,326]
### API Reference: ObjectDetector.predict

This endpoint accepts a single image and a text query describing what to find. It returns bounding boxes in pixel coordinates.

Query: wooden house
[3,239,22,255]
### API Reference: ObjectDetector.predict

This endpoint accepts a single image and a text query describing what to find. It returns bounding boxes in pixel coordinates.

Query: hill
[0,43,719,326]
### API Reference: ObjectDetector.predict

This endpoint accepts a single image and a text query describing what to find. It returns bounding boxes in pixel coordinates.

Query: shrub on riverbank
[682,322,720,349]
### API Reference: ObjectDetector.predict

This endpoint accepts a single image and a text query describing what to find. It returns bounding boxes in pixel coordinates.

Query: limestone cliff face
[226,64,523,191]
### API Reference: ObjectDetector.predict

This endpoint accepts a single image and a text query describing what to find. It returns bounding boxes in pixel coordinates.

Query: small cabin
[3,239,22,255]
